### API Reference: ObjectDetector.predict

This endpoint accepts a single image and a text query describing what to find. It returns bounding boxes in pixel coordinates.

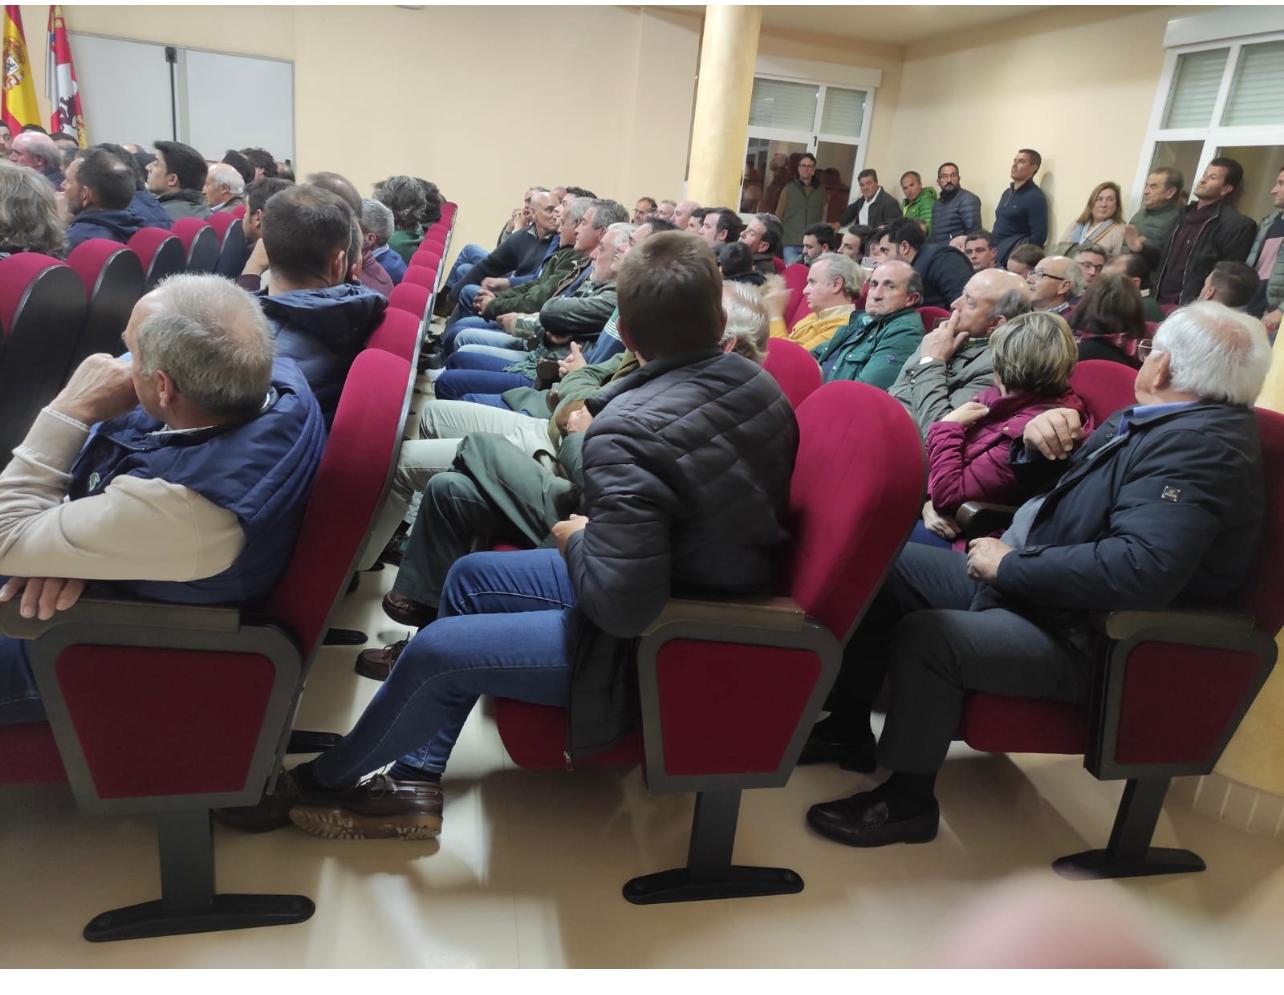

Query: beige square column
[686,5,762,209]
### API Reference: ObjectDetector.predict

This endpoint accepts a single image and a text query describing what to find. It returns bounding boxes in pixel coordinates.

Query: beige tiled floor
[2,567,1283,968]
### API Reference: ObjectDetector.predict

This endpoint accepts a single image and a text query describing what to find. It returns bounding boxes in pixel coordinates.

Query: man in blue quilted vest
[0,274,326,723]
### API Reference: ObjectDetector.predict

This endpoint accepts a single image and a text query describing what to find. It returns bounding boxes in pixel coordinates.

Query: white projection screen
[68,33,295,165]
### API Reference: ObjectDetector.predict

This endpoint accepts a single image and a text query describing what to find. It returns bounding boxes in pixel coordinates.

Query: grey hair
[1045,256,1085,299]
[14,132,61,170]
[360,197,394,243]
[588,198,630,228]
[1152,301,1272,406]
[207,162,245,197]
[993,286,1034,321]
[135,274,275,418]
[720,281,770,363]
[0,161,64,254]
[568,196,594,225]
[813,252,862,296]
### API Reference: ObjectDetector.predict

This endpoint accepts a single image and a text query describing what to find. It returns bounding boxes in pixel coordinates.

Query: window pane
[820,87,866,138]
[741,138,809,214]
[1163,48,1228,128]
[748,77,817,131]
[1215,144,1284,221]
[1148,140,1202,199]
[815,141,858,223]
[1222,41,1284,126]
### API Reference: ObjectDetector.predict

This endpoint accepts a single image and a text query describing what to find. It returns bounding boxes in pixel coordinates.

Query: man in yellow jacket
[770,253,861,351]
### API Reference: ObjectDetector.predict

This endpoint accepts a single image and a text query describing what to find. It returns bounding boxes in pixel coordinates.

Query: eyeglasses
[1030,269,1066,281]
[1137,339,1155,361]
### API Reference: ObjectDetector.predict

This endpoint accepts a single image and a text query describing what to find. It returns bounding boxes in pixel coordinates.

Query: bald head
[952,268,1032,338]
[11,132,61,173]
[671,199,700,230]
[305,171,362,214]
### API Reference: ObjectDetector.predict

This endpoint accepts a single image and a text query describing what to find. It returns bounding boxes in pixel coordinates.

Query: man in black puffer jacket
[218,232,800,841]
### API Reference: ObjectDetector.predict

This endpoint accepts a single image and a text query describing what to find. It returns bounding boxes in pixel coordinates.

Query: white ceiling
[659,4,1057,47]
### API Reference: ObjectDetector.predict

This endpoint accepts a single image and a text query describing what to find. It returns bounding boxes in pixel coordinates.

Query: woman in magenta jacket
[916,311,1094,547]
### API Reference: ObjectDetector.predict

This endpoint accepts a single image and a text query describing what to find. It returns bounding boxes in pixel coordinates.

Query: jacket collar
[586,348,724,414]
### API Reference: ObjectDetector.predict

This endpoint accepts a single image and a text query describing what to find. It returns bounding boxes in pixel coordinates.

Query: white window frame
[743,70,878,194]
[1135,30,1284,203]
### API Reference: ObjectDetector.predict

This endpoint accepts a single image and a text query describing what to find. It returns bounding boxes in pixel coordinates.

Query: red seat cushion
[493,699,642,770]
[959,694,1088,755]
[762,338,822,408]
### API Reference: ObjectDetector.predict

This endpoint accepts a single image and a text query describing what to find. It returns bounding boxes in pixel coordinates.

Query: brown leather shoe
[382,591,435,627]
[355,639,408,682]
[289,774,443,840]
[214,768,314,833]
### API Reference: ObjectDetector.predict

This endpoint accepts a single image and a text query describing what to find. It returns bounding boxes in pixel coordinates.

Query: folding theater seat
[127,228,187,289]
[916,306,951,330]
[493,380,926,903]
[762,337,822,408]
[782,263,809,332]
[169,218,220,273]
[401,265,438,291]
[0,347,416,941]
[229,203,247,221]
[953,361,1282,879]
[388,281,432,325]
[366,307,422,365]
[0,254,87,470]
[207,211,249,279]
[65,239,147,369]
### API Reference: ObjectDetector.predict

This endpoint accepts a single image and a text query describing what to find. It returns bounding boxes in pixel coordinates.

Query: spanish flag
[2,5,41,133]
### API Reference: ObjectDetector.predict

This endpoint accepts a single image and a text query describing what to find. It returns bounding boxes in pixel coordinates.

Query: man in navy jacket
[63,148,146,252]
[992,149,1049,265]
[803,301,1272,848]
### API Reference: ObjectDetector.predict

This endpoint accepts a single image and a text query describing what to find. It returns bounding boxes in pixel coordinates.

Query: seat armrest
[956,501,1018,538]
[0,596,242,641]
[641,595,807,636]
[1097,609,1258,642]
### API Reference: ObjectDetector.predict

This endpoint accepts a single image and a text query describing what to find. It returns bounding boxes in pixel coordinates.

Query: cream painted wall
[26,5,702,256]
[880,5,1183,242]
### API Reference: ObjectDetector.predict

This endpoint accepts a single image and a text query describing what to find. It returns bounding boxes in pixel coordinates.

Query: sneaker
[355,638,408,681]
[289,773,443,840]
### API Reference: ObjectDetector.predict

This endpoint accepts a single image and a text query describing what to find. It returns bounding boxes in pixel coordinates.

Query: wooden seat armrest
[1097,609,1258,642]
[641,595,807,636]
[0,596,243,641]
[956,501,1018,538]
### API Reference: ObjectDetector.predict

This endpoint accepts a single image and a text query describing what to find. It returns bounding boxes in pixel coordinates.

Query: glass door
[740,76,873,221]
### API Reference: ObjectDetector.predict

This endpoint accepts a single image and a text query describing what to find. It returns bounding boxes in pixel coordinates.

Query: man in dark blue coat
[218,231,801,841]
[63,148,146,251]
[802,301,1272,848]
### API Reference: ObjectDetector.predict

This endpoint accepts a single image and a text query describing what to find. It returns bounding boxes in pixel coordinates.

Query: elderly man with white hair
[9,131,65,189]
[203,161,246,214]
[0,274,326,724]
[802,300,1274,849]
[361,197,406,286]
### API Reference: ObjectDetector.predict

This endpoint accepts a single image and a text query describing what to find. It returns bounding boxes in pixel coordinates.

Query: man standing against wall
[1123,167,1183,253]
[900,171,937,236]
[930,162,982,245]
[1246,165,1284,337]
[777,153,827,264]
[991,149,1048,266]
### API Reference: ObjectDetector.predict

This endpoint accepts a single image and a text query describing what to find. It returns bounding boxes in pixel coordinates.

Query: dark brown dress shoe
[382,591,435,627]
[806,790,939,848]
[355,639,408,681]
[289,774,443,840]
[214,769,313,833]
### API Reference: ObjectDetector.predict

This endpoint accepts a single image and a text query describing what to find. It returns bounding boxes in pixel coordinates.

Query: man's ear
[326,248,348,286]
[153,368,179,411]
[1151,350,1173,390]
[363,230,377,252]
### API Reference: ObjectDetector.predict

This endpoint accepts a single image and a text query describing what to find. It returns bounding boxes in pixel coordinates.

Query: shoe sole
[289,805,442,841]
[805,809,939,848]
[353,657,391,682]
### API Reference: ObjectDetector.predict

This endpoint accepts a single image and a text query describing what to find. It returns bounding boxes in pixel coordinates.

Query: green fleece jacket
[482,247,586,319]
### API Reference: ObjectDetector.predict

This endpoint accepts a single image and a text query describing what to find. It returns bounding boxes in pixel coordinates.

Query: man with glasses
[1027,255,1083,316]
[930,162,982,245]
[804,301,1271,848]
[992,149,1048,266]
[1070,244,1108,291]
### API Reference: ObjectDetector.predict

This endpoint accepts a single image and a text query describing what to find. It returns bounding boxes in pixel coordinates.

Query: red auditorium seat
[1145,320,1160,335]
[401,265,438,291]
[762,337,822,408]
[0,254,88,470]
[169,218,219,273]
[494,380,925,904]
[65,239,146,370]
[229,203,247,220]
[127,228,186,289]
[955,364,1281,879]
[772,256,787,275]
[388,280,431,324]
[366,307,422,364]
[916,306,951,330]
[0,347,416,941]
[207,211,249,279]
[782,263,809,332]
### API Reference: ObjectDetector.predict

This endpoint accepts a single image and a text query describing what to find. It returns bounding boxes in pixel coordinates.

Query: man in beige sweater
[0,274,326,723]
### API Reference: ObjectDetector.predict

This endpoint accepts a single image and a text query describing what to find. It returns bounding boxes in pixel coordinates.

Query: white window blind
[1163,48,1229,128]
[820,87,866,138]
[748,78,817,131]
[1221,40,1284,125]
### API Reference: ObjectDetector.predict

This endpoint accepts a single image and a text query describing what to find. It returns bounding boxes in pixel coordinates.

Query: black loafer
[796,732,878,772]
[806,791,939,848]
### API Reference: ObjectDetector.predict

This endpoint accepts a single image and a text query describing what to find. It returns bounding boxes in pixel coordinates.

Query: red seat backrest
[762,337,822,408]
[1238,407,1284,633]
[169,216,211,252]
[66,239,131,301]
[916,306,951,331]
[230,204,247,220]
[366,308,420,362]
[781,381,925,640]
[266,349,412,656]
[207,211,238,239]
[782,263,808,331]
[388,281,430,321]
[127,227,179,268]
[402,265,437,290]
[0,252,66,332]
[1068,359,1138,426]
[771,256,787,275]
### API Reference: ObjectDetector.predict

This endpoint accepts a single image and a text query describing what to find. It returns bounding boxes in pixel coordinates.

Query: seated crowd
[0,132,1278,860]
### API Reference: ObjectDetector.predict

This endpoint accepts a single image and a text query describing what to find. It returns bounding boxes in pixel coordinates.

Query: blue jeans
[443,244,489,296]
[443,313,500,352]
[434,368,534,400]
[0,636,43,724]
[457,343,529,364]
[312,549,577,783]
[454,328,526,352]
